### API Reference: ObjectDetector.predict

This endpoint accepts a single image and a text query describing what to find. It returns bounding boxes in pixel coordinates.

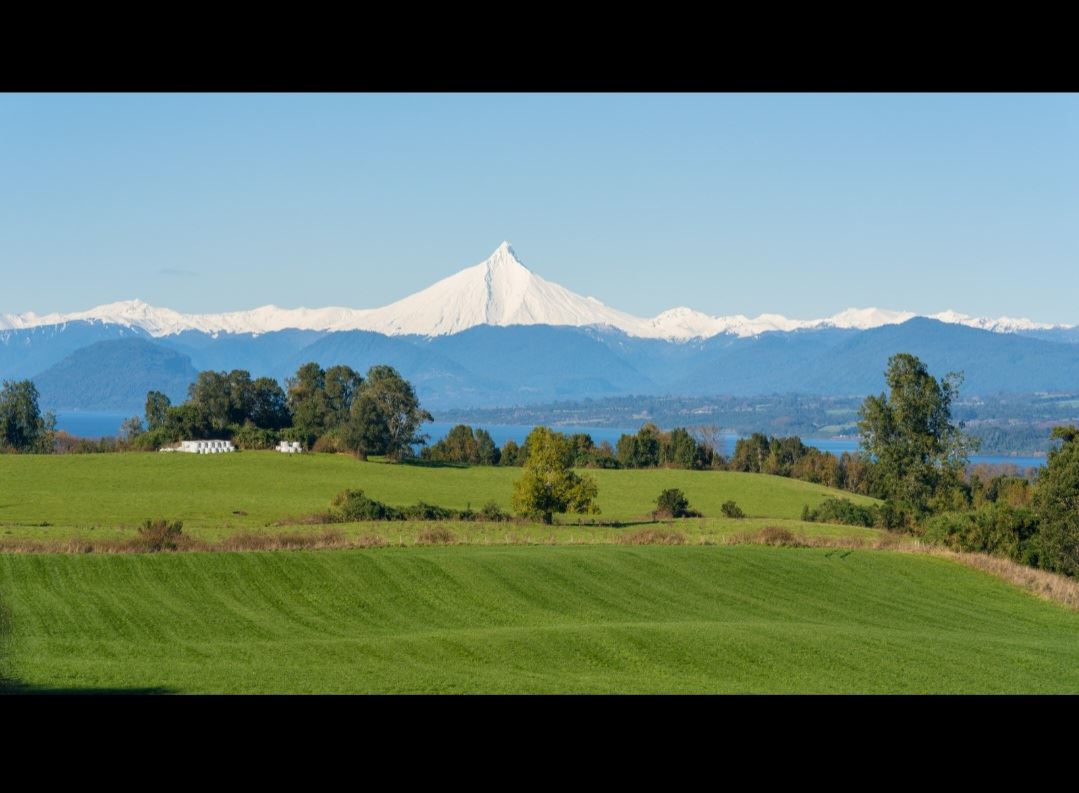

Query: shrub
[721,500,745,519]
[923,503,1040,565]
[231,424,279,450]
[312,433,340,454]
[479,501,509,522]
[875,500,912,532]
[654,488,700,518]
[802,497,878,528]
[400,501,455,521]
[135,519,185,552]
[331,489,396,521]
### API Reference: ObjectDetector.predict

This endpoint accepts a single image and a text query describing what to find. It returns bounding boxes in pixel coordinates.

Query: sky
[1,93,1077,323]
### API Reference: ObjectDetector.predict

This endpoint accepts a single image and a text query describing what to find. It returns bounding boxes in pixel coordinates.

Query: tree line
[0,363,431,461]
[422,422,721,470]
[130,362,431,460]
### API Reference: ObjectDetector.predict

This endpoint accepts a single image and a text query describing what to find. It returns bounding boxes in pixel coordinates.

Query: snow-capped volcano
[0,242,1071,340]
[352,242,646,336]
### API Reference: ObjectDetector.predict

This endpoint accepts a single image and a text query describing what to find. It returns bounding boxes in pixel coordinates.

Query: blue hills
[8,317,1079,413]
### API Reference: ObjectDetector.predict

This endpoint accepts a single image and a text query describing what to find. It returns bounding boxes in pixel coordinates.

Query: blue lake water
[54,411,133,439]
[55,413,1046,469]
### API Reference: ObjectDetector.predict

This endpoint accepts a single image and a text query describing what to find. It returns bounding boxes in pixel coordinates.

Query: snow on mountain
[0,300,374,337]
[0,242,1071,341]
[352,242,649,336]
[926,310,1058,333]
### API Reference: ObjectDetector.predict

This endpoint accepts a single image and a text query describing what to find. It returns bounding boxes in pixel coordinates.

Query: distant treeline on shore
[439,392,1079,456]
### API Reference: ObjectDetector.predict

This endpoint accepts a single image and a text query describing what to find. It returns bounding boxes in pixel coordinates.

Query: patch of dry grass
[415,527,456,545]
[617,529,687,545]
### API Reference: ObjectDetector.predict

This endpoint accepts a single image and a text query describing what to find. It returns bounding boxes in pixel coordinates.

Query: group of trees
[129,362,431,461]
[420,422,722,471]
[802,353,1078,578]
[421,424,500,465]
[614,424,716,469]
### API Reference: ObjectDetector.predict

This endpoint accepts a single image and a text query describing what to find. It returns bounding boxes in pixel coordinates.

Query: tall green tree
[474,428,501,465]
[144,390,171,430]
[663,427,699,468]
[0,380,56,453]
[336,366,430,461]
[286,363,362,446]
[340,395,390,460]
[250,377,291,430]
[353,365,432,461]
[511,426,599,524]
[187,370,233,432]
[858,353,977,520]
[1032,426,1079,576]
[287,362,329,445]
[324,365,364,427]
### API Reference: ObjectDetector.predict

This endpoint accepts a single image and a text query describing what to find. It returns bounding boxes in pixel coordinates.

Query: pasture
[0,451,880,544]
[3,544,1079,693]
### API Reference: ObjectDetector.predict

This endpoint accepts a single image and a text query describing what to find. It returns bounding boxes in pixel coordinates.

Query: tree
[635,423,661,467]
[341,394,391,460]
[615,433,640,468]
[663,427,699,468]
[187,370,233,432]
[858,353,977,521]
[323,365,363,427]
[145,390,171,430]
[250,377,290,430]
[474,428,500,465]
[731,433,770,473]
[511,426,599,524]
[0,380,56,453]
[287,362,330,446]
[690,423,725,463]
[354,365,432,461]
[440,424,479,463]
[499,439,521,466]
[119,416,145,442]
[1032,425,1079,576]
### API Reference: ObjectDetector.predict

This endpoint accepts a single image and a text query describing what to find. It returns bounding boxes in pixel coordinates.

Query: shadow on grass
[563,518,667,529]
[399,459,470,469]
[1,680,176,695]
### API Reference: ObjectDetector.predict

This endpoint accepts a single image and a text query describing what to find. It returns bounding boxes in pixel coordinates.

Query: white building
[276,440,303,454]
[174,439,235,454]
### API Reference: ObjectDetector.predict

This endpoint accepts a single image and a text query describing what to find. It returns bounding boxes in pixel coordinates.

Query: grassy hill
[3,545,1079,693]
[0,452,879,542]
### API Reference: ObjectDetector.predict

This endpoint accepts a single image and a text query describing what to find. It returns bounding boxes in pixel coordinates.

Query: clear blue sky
[2,93,1077,322]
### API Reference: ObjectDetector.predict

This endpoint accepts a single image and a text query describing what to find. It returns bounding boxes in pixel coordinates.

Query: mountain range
[3,242,1073,341]
[3,243,1078,414]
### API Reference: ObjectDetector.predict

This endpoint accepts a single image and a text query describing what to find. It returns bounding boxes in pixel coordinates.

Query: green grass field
[0,452,880,543]
[3,545,1079,693]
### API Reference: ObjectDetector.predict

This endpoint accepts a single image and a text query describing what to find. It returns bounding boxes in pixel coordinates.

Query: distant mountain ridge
[20,316,1079,413]
[33,338,198,412]
[7,242,1079,413]
[2,242,1072,341]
